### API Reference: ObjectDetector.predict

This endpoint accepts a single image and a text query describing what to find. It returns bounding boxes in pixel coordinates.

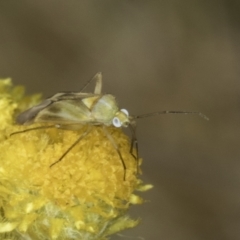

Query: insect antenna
[134,111,209,120]
[102,126,127,181]
[50,126,92,168]
[10,125,57,137]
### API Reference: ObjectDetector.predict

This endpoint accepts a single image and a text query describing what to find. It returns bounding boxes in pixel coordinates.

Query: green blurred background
[1,1,240,239]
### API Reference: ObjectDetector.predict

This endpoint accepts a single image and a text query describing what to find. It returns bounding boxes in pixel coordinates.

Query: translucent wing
[17,93,100,125]
[34,94,119,126]
[17,99,52,125]
[48,92,98,101]
[35,99,94,124]
[17,73,103,125]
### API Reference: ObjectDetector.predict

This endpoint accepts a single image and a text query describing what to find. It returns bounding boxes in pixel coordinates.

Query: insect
[11,73,208,180]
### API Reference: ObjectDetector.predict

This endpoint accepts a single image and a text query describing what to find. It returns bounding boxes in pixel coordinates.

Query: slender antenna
[80,72,102,93]
[134,111,209,121]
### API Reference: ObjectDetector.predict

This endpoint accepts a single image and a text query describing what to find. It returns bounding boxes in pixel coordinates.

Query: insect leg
[102,126,127,181]
[93,73,102,94]
[128,123,139,174]
[50,126,92,168]
[80,72,102,93]
[10,125,57,137]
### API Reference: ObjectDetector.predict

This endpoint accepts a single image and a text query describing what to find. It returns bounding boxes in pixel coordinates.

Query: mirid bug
[11,73,208,180]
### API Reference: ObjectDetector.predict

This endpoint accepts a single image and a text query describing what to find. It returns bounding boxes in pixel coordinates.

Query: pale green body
[17,73,130,129]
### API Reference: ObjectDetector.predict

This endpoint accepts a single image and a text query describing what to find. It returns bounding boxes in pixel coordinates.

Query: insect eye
[120,109,129,116]
[112,117,122,127]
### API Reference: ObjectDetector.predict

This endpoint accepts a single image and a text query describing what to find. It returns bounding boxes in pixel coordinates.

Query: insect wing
[49,92,97,101]
[34,99,95,124]
[17,99,52,125]
[35,94,119,126]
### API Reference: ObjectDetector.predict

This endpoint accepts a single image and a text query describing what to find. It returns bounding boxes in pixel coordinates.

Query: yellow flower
[0,79,152,240]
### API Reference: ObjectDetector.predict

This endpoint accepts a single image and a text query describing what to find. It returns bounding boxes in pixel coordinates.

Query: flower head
[0,79,152,240]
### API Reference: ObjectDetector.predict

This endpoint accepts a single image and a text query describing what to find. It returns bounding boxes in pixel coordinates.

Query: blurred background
[0,1,240,239]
